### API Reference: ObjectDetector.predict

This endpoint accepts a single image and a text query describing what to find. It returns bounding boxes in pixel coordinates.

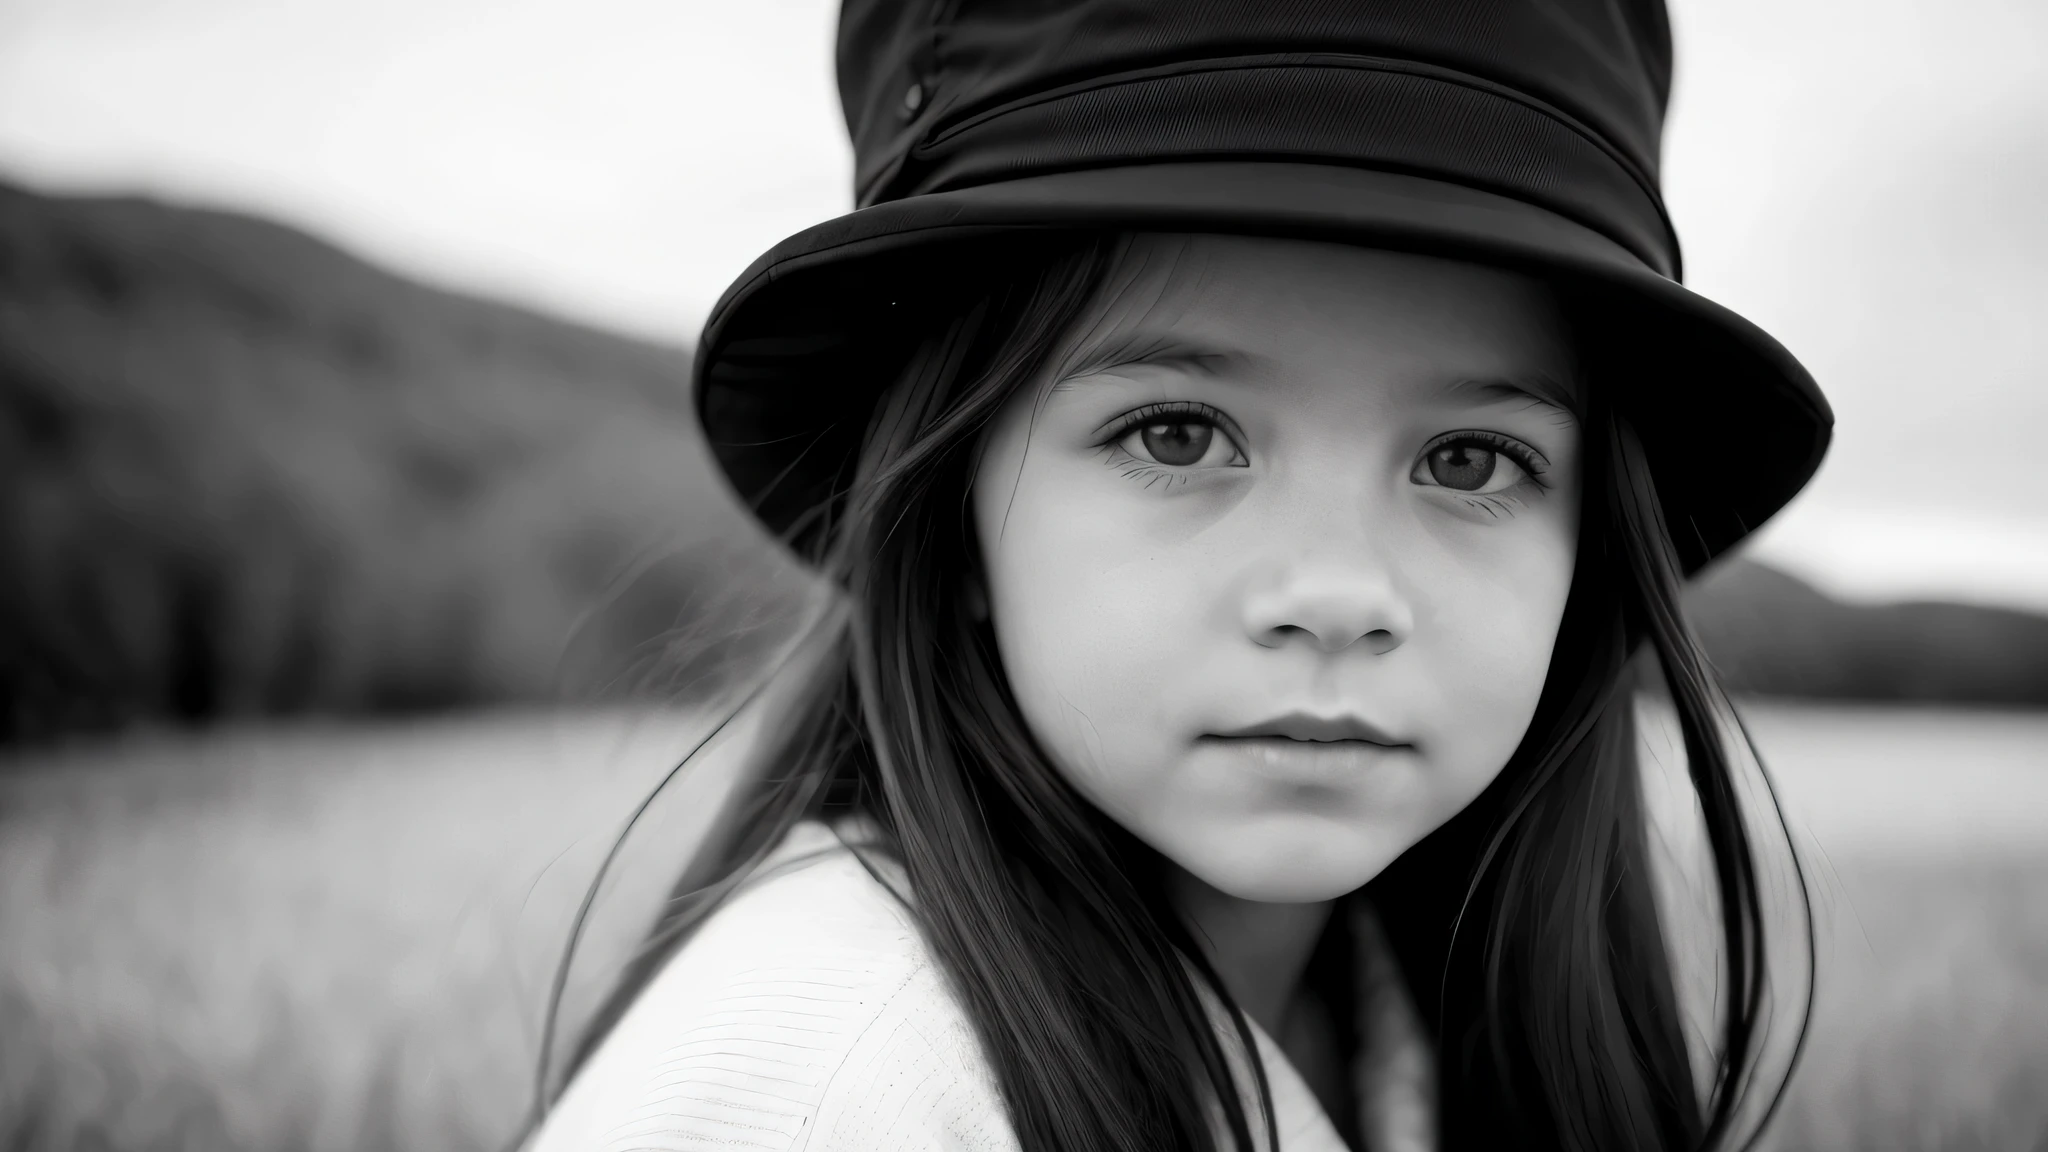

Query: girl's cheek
[1424,544,1576,778]
[991,522,1201,780]
[979,473,1225,810]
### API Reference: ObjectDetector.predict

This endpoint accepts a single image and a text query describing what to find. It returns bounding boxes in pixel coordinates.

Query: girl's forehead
[1053,233,1580,406]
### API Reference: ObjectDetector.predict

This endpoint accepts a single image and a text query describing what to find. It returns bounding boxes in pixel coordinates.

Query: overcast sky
[2,0,2044,610]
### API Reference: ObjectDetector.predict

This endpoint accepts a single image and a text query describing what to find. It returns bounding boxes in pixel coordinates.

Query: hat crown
[837,0,1680,276]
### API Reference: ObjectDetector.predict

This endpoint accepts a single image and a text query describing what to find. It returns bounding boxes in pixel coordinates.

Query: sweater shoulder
[527,823,1017,1152]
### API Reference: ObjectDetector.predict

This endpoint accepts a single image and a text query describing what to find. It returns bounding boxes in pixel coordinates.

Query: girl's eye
[1116,417,1244,468]
[1412,436,1537,494]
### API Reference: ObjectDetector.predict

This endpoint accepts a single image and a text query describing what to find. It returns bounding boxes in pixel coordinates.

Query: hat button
[900,82,925,117]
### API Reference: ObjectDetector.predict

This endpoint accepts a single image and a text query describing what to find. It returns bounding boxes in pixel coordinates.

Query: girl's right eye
[1109,405,1248,469]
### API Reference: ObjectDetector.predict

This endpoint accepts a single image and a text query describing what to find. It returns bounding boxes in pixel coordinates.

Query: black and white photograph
[2,2,2043,1150]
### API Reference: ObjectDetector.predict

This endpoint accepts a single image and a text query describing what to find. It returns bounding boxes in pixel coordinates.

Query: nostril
[1261,623,1402,654]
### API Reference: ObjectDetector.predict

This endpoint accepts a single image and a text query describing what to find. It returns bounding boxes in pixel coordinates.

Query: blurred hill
[1689,558,2048,705]
[0,180,809,745]
[1,180,2043,745]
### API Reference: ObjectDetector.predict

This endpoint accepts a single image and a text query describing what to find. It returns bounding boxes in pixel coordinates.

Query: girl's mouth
[1198,734,1416,785]
[1199,714,1417,785]
[1205,711,1412,747]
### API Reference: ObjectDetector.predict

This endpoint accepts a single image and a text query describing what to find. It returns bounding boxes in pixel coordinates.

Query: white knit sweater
[528,821,1357,1152]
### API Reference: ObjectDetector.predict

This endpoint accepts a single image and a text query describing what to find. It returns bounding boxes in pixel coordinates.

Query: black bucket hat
[695,0,1833,575]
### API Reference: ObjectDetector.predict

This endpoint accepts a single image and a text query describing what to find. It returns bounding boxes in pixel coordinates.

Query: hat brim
[695,161,1831,575]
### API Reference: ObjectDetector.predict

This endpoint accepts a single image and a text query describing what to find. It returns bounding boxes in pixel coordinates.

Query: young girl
[526,3,1830,1150]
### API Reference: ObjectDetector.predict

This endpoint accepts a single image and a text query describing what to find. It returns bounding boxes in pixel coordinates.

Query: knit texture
[529,822,1352,1152]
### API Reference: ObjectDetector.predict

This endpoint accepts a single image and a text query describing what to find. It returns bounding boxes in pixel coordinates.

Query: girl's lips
[1198,734,1416,786]
[1205,711,1412,747]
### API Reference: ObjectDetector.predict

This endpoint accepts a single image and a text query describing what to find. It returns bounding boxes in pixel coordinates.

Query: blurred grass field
[1647,704,2048,1152]
[1771,857,2048,1152]
[1,701,2042,1152]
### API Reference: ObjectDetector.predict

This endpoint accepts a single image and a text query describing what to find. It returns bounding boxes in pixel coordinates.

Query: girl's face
[971,234,1582,903]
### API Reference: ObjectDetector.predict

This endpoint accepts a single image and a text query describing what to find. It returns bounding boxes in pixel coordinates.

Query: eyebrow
[1442,374,1581,416]
[1051,333,1267,389]
[1051,329,1582,416]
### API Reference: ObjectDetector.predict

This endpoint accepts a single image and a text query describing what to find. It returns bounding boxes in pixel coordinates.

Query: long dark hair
[530,234,1811,1152]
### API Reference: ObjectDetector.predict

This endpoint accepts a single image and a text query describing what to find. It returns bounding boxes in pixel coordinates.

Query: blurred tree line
[3,181,2044,747]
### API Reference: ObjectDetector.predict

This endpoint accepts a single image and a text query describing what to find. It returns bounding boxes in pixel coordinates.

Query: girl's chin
[1166,822,1410,904]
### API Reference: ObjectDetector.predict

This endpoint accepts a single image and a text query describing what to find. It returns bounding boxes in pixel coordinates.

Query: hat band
[873,54,1678,279]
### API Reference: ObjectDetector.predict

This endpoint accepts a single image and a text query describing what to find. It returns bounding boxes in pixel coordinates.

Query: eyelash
[1095,407,1552,510]
[1096,401,1246,487]
[1420,429,1551,483]
[1417,429,1552,516]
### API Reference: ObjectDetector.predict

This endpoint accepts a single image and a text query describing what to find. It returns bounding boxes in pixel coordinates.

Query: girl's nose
[1240,564,1414,655]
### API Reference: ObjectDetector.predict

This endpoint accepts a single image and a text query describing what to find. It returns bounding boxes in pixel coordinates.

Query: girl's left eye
[1113,410,1246,469]
[1410,434,1541,494]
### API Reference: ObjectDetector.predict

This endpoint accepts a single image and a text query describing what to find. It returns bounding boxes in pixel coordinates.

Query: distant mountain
[1,180,2042,744]
[1687,558,2048,705]
[0,180,808,744]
